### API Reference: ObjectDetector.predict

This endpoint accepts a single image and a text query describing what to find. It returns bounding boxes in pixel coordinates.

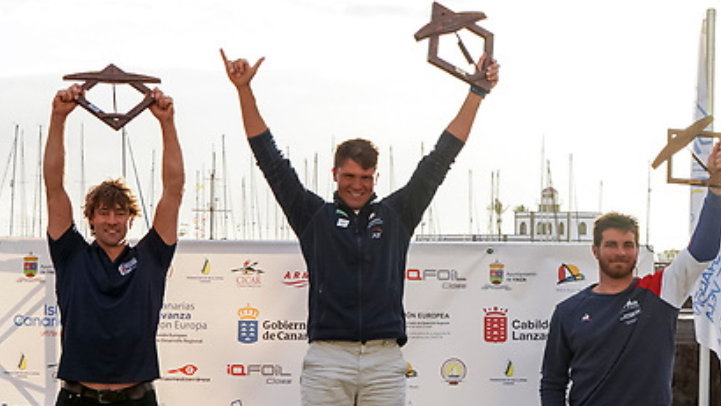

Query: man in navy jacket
[540,143,721,405]
[221,49,498,406]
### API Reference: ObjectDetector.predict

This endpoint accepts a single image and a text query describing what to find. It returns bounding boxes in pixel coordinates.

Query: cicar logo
[483,306,508,343]
[282,270,309,288]
[440,358,466,385]
[557,263,585,284]
[237,304,260,344]
[405,268,466,289]
[232,260,264,288]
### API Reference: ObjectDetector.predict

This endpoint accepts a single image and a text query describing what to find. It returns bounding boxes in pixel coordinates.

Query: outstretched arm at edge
[688,142,721,261]
[660,142,721,307]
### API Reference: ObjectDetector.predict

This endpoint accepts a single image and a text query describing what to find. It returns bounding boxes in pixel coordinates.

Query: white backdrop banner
[0,239,654,406]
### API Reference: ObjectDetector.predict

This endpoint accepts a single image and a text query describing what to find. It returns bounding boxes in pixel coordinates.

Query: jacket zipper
[354,213,364,342]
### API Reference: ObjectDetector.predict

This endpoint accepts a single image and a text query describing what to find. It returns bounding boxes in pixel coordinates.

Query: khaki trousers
[300,340,407,406]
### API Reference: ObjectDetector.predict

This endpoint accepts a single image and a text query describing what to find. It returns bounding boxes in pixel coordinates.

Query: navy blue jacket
[250,130,463,344]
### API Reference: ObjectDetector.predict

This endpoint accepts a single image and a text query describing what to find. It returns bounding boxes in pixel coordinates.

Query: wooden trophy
[63,64,161,131]
[415,2,494,92]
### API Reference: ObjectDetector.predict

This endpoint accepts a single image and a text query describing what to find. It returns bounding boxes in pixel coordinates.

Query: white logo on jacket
[619,299,641,325]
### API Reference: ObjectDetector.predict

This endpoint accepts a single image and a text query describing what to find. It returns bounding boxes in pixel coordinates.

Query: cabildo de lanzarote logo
[483,306,549,343]
[483,306,508,343]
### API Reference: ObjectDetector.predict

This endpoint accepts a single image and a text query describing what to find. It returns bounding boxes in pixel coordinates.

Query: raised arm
[44,85,82,239]
[685,142,721,258]
[445,54,499,142]
[148,88,184,245]
[659,142,721,307]
[220,48,268,138]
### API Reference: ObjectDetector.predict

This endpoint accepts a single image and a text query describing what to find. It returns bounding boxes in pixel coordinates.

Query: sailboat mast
[9,124,18,236]
[468,169,473,235]
[33,125,43,237]
[209,151,216,240]
[80,123,87,235]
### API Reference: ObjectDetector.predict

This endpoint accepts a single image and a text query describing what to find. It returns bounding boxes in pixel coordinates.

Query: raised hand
[220,48,265,90]
[149,88,174,124]
[52,84,84,118]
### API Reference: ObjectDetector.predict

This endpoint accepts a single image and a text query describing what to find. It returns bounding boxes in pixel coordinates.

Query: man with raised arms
[221,48,498,406]
[45,84,184,405]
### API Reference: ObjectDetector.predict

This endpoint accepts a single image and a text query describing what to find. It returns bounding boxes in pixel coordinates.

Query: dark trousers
[54,388,158,406]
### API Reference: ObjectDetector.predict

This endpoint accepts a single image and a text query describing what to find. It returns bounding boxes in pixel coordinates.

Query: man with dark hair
[44,83,184,406]
[592,211,639,247]
[221,48,498,406]
[334,138,379,170]
[540,143,721,406]
[83,179,141,226]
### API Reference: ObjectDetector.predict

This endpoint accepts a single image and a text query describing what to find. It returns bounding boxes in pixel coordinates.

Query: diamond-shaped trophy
[415,2,494,92]
[63,64,161,131]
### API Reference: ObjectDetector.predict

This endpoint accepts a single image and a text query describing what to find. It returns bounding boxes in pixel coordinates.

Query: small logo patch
[337,218,350,228]
[619,299,641,325]
[118,258,138,276]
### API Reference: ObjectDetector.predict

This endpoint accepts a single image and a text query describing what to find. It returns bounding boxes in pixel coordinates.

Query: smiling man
[540,143,721,406]
[221,49,498,406]
[44,84,184,405]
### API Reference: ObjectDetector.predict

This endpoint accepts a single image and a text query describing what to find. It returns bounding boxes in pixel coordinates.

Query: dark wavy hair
[334,138,378,170]
[83,178,140,228]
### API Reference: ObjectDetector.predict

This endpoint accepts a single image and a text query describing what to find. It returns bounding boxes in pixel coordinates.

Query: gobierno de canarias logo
[237,304,260,344]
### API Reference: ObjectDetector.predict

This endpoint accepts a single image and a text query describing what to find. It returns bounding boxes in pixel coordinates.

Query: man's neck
[98,242,127,262]
[592,275,634,294]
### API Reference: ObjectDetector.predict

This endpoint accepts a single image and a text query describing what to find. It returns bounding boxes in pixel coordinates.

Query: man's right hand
[220,48,265,90]
[52,84,83,118]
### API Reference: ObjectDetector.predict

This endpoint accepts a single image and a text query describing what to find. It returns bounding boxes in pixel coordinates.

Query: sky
[0,0,719,254]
